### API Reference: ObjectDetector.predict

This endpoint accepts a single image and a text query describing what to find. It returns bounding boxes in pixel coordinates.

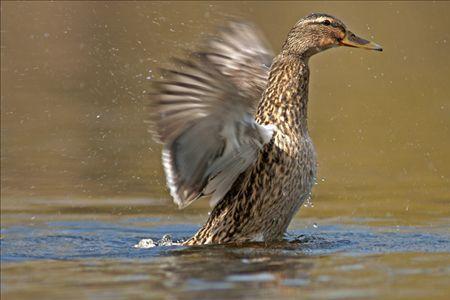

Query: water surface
[1,2,450,300]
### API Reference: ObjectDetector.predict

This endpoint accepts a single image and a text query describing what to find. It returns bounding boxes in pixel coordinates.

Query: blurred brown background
[1,1,449,217]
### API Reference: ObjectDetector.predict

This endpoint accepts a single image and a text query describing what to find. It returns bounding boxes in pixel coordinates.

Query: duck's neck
[256,53,310,136]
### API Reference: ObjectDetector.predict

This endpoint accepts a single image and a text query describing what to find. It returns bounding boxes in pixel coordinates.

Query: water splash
[134,234,183,249]
[134,239,156,249]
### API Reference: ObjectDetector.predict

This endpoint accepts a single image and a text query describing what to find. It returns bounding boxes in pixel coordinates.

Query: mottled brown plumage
[149,13,382,245]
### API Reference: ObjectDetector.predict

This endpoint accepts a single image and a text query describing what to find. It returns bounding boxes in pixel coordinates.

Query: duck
[149,13,382,245]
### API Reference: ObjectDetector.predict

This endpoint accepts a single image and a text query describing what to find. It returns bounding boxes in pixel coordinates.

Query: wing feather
[149,21,274,208]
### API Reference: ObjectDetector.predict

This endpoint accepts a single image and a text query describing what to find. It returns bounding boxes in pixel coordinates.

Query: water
[2,2,450,300]
[2,219,449,262]
[2,205,449,300]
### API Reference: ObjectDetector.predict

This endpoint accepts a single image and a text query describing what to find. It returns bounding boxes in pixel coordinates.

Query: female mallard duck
[150,13,382,245]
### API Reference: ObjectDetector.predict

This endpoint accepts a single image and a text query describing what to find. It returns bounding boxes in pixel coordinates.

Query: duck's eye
[322,20,331,26]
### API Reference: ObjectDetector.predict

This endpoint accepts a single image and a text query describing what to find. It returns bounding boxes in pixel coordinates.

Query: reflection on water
[5,251,448,300]
[2,212,450,299]
[1,1,450,300]
[1,1,449,202]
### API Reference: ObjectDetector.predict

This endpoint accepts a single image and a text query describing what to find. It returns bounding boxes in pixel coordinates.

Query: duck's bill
[339,31,383,51]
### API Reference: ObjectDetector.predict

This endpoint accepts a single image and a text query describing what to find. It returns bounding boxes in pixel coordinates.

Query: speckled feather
[150,13,380,245]
[184,55,317,245]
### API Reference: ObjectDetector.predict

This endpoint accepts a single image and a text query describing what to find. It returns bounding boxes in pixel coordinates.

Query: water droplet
[303,196,314,208]
[312,223,318,229]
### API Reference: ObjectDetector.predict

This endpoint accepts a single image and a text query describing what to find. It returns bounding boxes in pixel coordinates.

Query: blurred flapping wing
[200,21,274,102]
[149,21,274,209]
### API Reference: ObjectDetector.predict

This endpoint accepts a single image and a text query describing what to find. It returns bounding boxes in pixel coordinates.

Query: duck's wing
[200,21,274,103]
[149,21,274,209]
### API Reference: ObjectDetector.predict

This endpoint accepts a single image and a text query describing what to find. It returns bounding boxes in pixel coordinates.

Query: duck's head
[282,13,382,57]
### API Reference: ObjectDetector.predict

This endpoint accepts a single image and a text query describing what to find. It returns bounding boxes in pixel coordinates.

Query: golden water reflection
[3,4,450,300]
[2,2,449,227]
